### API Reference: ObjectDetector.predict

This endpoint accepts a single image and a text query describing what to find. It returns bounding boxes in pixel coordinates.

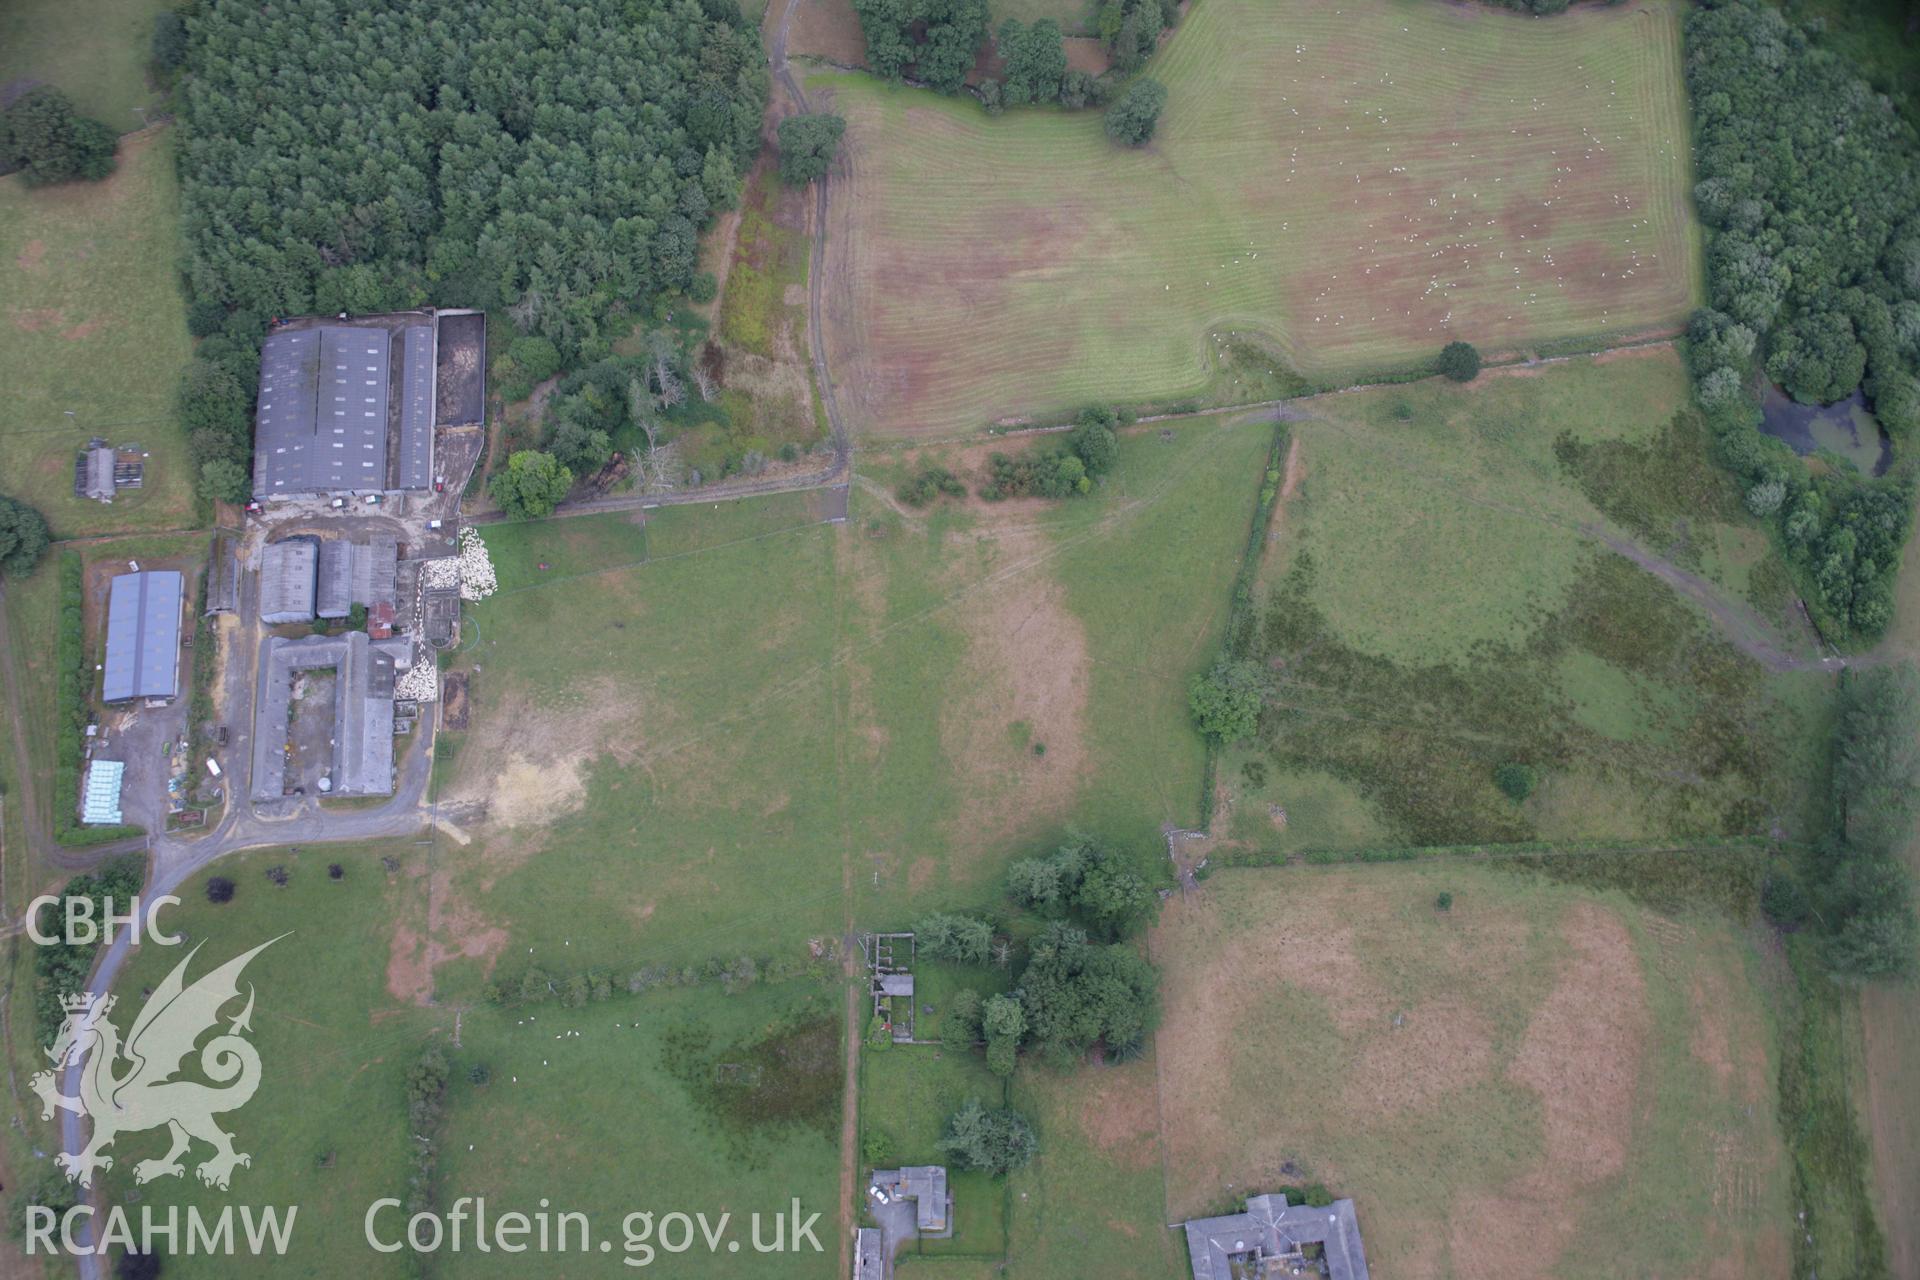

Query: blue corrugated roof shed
[102,570,182,702]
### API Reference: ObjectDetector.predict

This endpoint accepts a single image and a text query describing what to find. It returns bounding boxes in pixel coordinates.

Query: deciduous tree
[938,1099,1038,1173]
[0,496,52,579]
[1103,78,1165,146]
[490,451,573,520]
[777,113,846,186]
[0,87,116,186]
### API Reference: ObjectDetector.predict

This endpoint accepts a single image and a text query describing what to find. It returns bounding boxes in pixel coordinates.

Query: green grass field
[434,415,1267,1007]
[95,846,439,1279]
[1006,1052,1182,1277]
[1154,862,1793,1278]
[0,0,174,134]
[69,848,843,1279]
[817,0,1700,437]
[435,984,843,1278]
[986,0,1095,34]
[0,131,195,537]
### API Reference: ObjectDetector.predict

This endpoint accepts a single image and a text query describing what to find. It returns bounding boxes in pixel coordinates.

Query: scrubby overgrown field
[1220,352,1832,855]
[818,0,1699,437]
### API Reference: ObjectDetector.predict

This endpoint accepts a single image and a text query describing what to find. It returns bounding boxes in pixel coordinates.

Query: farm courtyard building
[102,570,183,703]
[251,631,414,799]
[251,309,485,501]
[1182,1193,1370,1280]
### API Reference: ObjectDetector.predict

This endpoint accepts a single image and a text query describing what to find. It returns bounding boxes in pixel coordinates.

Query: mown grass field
[817,0,1699,437]
[0,131,195,537]
[0,0,174,133]
[1006,1052,1181,1277]
[1220,351,1833,855]
[1153,862,1793,1279]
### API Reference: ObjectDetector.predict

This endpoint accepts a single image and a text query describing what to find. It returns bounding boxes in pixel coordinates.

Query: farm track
[1585,526,1858,673]
[769,0,864,1265]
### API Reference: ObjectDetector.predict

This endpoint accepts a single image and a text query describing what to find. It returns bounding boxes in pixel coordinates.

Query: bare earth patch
[444,677,674,862]
[386,861,511,1005]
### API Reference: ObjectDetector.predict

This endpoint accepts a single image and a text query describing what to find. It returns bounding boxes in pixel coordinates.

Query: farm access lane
[51,701,433,1280]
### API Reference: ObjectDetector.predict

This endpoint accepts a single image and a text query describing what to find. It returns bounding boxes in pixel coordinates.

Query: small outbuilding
[853,1227,883,1280]
[205,530,240,615]
[81,446,116,502]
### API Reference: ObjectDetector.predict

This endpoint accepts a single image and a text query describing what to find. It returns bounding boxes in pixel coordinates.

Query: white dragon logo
[32,937,282,1190]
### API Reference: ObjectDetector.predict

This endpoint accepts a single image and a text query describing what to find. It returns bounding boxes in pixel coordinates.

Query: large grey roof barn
[102,570,182,702]
[252,326,392,497]
[313,535,399,620]
[252,312,472,501]
[1182,1193,1370,1280]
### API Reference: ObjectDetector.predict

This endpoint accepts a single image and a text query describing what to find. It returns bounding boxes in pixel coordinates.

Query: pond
[1758,383,1890,476]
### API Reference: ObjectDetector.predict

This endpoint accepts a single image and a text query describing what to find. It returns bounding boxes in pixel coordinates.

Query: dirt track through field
[1246,384,1849,675]
[1582,525,1852,673]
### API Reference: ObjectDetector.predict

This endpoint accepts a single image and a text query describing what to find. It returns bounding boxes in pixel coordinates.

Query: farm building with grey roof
[251,631,414,800]
[102,570,183,703]
[259,537,319,624]
[251,310,481,501]
[1182,1193,1370,1280]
